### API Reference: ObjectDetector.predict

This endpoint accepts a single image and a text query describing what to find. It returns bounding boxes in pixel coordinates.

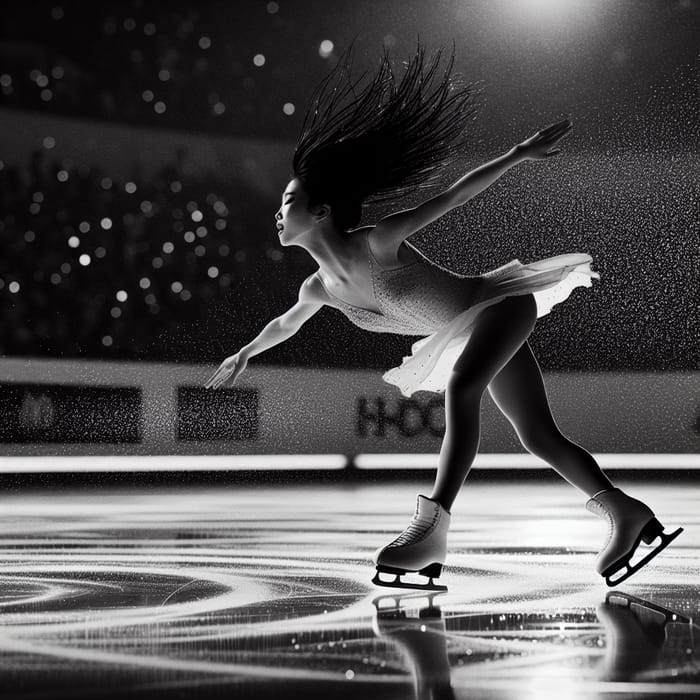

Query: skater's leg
[373,294,537,589]
[429,294,538,511]
[487,340,683,585]
[487,340,614,497]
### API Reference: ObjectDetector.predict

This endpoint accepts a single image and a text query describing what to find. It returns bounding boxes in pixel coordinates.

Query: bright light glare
[480,0,604,33]
[521,0,564,11]
[518,0,587,16]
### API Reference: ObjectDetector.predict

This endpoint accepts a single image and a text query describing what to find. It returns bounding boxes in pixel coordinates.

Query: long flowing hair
[292,38,481,231]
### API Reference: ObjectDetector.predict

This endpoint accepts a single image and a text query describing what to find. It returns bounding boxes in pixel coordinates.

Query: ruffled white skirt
[382,253,600,398]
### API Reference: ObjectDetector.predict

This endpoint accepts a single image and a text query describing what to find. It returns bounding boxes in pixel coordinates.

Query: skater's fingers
[207,368,229,389]
[539,121,571,142]
[551,123,573,141]
[206,355,241,388]
[541,125,570,143]
[205,366,225,388]
[544,118,572,133]
[212,369,230,388]
[204,371,219,388]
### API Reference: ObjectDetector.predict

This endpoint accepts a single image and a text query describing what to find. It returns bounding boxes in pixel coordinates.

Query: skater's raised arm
[205,275,325,390]
[372,119,573,248]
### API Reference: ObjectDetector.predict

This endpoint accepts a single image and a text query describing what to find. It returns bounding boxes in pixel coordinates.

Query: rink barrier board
[0,358,697,464]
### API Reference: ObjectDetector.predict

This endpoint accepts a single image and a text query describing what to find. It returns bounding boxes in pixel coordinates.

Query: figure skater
[205,41,683,591]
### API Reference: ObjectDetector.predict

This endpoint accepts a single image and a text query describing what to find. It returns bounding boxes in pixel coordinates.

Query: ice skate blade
[372,564,447,592]
[603,526,684,587]
[605,591,692,624]
[372,572,447,592]
[372,590,446,611]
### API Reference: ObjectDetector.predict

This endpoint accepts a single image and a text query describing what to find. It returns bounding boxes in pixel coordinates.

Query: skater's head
[275,177,337,243]
[290,38,480,232]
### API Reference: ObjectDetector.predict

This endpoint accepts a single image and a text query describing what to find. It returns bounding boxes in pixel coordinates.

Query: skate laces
[389,513,438,547]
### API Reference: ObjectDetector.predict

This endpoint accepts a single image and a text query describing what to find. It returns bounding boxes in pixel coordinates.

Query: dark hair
[292,38,480,231]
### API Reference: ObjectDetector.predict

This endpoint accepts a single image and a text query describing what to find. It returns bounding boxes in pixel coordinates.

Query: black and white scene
[0,0,698,698]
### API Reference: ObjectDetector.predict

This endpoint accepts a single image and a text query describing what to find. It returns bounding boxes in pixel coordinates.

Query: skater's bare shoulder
[299,272,330,305]
[275,273,328,333]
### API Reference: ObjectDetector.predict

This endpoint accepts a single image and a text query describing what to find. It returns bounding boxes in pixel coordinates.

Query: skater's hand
[515,119,573,160]
[204,351,249,390]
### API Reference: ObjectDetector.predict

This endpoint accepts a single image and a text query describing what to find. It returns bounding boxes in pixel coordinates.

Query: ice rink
[0,478,696,699]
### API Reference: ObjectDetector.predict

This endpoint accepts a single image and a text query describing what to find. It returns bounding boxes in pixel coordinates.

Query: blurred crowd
[0,1,317,362]
[0,147,294,360]
[0,1,304,138]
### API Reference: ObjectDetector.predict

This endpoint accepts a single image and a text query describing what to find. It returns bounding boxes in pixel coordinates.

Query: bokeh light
[0,0,694,372]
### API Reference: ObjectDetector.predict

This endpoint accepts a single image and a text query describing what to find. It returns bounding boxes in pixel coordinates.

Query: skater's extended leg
[429,294,538,511]
[487,340,614,497]
[488,340,682,585]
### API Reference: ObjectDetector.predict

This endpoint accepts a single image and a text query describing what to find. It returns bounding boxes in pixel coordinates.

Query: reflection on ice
[0,482,696,697]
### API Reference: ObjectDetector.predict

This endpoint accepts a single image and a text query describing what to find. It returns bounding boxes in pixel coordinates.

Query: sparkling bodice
[316,231,483,336]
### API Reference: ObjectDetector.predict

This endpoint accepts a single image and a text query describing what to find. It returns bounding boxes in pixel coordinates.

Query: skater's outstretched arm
[371,119,573,253]
[205,274,325,390]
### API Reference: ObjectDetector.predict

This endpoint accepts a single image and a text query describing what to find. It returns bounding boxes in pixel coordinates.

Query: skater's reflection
[371,589,696,696]
[597,591,695,682]
[372,592,455,700]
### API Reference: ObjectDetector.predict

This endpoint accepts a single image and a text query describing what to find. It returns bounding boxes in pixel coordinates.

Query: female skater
[205,42,682,591]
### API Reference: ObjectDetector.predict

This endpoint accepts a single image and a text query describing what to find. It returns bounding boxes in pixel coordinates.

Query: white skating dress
[316,230,599,398]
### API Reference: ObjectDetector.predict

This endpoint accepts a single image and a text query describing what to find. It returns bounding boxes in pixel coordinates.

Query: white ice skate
[586,488,684,587]
[372,495,451,591]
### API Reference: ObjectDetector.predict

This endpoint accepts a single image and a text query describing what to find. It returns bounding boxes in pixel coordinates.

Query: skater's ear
[309,202,332,221]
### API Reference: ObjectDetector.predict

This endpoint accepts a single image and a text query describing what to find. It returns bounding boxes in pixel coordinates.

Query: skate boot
[372,495,450,591]
[586,488,684,587]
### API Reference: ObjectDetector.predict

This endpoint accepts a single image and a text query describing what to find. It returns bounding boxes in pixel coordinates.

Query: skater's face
[274,178,329,244]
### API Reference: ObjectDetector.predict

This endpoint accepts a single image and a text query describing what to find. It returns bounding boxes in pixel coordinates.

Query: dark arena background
[0,1,698,698]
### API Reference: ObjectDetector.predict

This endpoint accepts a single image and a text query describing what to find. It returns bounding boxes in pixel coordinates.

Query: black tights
[430,293,614,512]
